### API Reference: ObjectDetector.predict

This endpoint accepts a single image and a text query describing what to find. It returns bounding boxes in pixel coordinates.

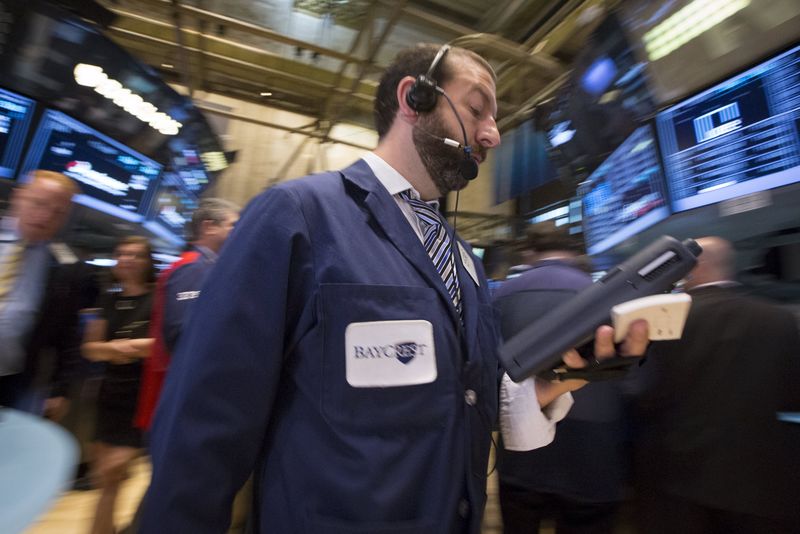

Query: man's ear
[200,219,216,237]
[396,76,421,125]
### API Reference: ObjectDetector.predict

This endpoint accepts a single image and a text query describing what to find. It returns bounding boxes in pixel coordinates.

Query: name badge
[457,242,480,287]
[345,320,437,388]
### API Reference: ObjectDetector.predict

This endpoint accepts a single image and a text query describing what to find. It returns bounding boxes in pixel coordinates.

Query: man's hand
[43,396,70,422]
[109,338,139,364]
[535,319,649,407]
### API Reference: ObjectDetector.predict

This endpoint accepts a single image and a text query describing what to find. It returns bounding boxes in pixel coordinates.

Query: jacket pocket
[319,283,455,432]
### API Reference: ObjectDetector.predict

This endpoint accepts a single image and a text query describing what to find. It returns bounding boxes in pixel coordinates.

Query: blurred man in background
[634,236,800,533]
[494,225,630,534]
[0,170,96,418]
[135,198,240,431]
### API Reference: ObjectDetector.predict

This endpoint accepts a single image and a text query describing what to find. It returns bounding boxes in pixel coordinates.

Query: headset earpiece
[406,44,451,113]
[406,76,438,112]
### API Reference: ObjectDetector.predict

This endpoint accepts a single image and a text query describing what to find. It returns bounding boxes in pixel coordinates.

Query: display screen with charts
[142,172,198,245]
[0,87,35,179]
[20,109,162,222]
[655,43,800,212]
[580,123,670,255]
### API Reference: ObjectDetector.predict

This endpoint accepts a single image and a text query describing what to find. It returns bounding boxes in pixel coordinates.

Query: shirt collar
[361,153,439,209]
[193,245,218,262]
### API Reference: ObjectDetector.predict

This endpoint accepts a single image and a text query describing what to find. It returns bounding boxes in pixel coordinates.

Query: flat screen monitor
[21,109,162,222]
[580,123,670,255]
[172,149,209,193]
[656,43,800,212]
[142,172,197,245]
[0,87,35,179]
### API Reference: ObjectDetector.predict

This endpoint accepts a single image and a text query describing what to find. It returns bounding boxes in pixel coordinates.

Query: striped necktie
[400,190,462,318]
[0,241,24,304]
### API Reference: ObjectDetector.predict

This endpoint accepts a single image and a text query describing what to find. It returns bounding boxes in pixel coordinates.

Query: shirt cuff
[499,373,574,451]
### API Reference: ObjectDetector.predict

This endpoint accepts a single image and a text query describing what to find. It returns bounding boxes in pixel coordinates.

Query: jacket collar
[340,159,476,338]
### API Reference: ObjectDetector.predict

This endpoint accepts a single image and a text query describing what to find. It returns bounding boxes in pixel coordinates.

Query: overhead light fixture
[200,151,229,172]
[643,0,750,61]
[260,92,272,97]
[73,63,182,135]
[161,63,175,69]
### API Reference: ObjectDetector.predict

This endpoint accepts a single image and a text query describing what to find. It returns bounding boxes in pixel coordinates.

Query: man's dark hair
[373,43,495,139]
[189,198,240,241]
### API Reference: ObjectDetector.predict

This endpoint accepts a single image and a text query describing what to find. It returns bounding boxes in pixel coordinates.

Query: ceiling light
[161,63,174,69]
[73,63,182,135]
[74,64,107,87]
[260,92,272,97]
[644,0,750,61]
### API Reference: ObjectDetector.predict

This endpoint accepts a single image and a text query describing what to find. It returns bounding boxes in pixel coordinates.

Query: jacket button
[464,389,477,406]
[458,499,470,518]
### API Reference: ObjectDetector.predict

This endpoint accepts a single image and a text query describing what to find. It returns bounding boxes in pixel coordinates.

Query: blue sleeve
[162,261,206,353]
[140,186,314,533]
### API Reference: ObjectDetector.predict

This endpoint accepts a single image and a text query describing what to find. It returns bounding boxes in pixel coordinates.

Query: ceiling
[90,0,608,138]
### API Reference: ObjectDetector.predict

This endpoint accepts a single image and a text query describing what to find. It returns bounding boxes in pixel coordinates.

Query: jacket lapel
[339,160,461,327]
[450,234,481,361]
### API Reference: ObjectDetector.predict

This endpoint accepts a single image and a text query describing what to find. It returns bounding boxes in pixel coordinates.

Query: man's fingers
[562,349,584,369]
[594,325,616,359]
[620,319,649,356]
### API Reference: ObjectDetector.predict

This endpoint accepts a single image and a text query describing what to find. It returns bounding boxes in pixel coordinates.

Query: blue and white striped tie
[401,190,462,318]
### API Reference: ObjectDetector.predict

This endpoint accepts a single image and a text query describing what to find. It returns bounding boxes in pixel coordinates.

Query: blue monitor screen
[142,172,197,245]
[656,43,800,212]
[21,110,162,222]
[167,137,210,193]
[580,123,670,255]
[0,87,35,179]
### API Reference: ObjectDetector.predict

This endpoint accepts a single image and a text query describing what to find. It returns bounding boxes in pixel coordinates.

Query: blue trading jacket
[140,159,501,534]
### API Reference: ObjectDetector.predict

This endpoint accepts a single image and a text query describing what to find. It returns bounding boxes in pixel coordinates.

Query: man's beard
[412,112,471,197]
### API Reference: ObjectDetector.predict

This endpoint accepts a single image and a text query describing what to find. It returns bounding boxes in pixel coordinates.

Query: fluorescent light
[112,88,133,106]
[73,63,182,135]
[161,63,174,69]
[74,64,107,87]
[644,0,750,61]
[86,258,117,267]
[95,79,122,98]
[260,91,272,96]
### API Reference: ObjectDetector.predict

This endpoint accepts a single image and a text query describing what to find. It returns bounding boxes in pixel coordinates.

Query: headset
[405,44,479,181]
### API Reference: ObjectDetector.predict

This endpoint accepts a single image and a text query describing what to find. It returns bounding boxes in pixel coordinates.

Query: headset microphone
[414,126,480,181]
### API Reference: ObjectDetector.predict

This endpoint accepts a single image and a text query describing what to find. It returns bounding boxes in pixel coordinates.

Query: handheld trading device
[499,236,702,382]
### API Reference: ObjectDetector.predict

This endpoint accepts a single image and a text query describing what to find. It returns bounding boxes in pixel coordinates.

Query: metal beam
[319,0,380,123]
[322,0,408,140]
[106,25,375,103]
[170,0,195,96]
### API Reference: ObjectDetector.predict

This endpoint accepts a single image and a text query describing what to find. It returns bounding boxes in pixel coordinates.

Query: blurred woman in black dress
[82,236,155,534]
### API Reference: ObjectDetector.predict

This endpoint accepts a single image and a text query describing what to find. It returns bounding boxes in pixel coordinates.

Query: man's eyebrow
[469,84,498,118]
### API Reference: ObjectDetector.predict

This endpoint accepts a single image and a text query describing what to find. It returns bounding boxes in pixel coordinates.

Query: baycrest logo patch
[345,319,437,387]
[352,341,428,365]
